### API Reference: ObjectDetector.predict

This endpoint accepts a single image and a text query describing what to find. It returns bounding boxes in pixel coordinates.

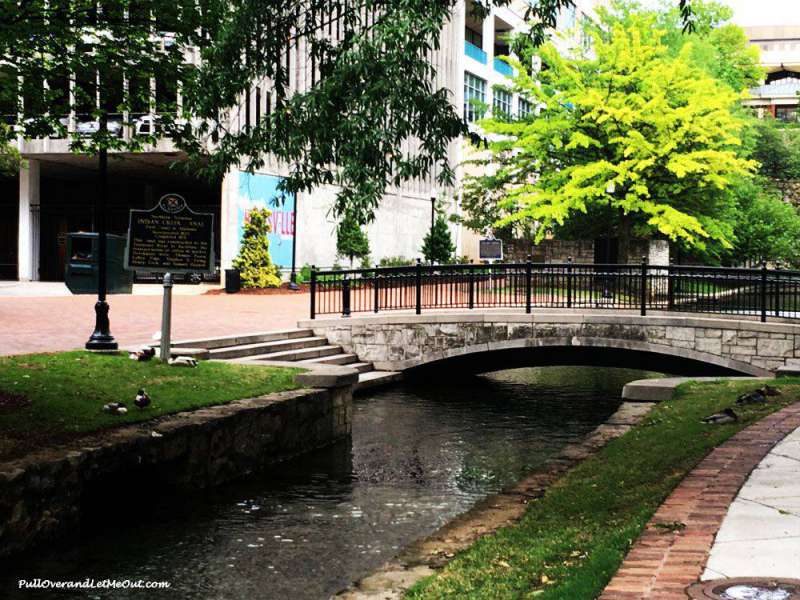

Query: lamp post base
[85,300,118,350]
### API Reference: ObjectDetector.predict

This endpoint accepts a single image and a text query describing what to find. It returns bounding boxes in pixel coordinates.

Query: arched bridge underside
[299,311,800,378]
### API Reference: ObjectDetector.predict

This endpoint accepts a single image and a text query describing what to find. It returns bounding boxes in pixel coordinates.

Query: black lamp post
[602,181,615,300]
[85,114,118,350]
[429,189,437,265]
[288,192,299,290]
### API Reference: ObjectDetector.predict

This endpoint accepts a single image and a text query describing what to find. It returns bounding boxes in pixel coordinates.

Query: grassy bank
[0,351,301,461]
[407,378,799,599]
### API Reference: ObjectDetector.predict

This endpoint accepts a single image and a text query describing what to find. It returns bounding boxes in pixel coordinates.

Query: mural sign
[236,172,295,268]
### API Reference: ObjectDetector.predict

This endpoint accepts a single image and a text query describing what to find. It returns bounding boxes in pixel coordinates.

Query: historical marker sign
[125,194,214,274]
[479,238,503,261]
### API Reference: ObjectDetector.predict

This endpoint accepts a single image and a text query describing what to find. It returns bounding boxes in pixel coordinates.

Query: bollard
[159,273,173,362]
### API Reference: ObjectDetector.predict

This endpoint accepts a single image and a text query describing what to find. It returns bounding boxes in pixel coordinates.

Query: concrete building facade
[7,1,579,283]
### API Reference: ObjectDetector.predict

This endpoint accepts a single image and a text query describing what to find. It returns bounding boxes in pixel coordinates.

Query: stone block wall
[0,386,352,558]
[306,313,800,376]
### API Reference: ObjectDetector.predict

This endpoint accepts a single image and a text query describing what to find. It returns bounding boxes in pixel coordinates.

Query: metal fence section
[309,259,800,323]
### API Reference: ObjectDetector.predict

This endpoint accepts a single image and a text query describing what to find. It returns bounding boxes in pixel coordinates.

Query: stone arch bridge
[298,311,800,377]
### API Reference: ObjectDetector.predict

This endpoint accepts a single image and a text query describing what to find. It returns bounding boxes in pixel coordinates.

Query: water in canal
[5,366,660,599]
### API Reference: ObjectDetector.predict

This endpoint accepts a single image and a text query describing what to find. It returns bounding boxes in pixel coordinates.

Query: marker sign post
[479,239,503,262]
[126,194,214,361]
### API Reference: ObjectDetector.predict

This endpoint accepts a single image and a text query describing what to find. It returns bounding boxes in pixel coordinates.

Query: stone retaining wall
[301,312,800,376]
[0,385,353,559]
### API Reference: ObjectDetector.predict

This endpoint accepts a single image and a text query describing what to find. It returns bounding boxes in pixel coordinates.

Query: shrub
[336,211,370,267]
[232,207,282,288]
[379,256,415,267]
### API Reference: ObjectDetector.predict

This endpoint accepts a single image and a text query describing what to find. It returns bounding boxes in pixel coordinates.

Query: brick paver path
[0,293,310,356]
[600,402,800,600]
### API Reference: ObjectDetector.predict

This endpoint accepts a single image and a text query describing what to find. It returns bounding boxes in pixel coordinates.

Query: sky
[723,0,800,27]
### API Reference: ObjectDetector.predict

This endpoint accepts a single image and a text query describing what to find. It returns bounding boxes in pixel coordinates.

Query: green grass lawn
[0,351,301,460]
[406,378,800,599]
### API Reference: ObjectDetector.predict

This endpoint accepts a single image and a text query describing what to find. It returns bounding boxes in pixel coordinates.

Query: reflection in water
[3,367,659,600]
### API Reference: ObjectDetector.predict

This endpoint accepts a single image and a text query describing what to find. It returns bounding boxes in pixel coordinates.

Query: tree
[422,213,456,264]
[727,178,800,266]
[1,0,697,229]
[465,12,755,261]
[0,138,19,177]
[749,117,800,181]
[233,208,282,288]
[336,211,370,267]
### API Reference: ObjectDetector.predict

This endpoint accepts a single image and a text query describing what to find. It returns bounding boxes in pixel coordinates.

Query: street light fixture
[602,181,616,300]
[429,188,437,265]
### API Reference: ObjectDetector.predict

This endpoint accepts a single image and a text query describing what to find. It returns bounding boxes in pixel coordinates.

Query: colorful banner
[236,172,295,268]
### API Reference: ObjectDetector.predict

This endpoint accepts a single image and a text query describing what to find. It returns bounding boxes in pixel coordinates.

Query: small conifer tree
[336,211,370,267]
[422,214,456,264]
[233,207,282,288]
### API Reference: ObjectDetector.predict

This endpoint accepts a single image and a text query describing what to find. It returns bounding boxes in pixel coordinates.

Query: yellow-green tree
[466,12,756,260]
[233,208,282,288]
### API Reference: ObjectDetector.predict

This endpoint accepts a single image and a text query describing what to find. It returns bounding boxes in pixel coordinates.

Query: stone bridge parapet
[299,311,800,377]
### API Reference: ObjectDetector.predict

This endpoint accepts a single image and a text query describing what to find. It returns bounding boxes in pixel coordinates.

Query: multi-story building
[1,1,595,283]
[742,26,800,122]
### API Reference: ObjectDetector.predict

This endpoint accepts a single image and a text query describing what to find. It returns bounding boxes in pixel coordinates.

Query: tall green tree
[421,213,456,264]
[336,211,370,267]
[465,12,755,260]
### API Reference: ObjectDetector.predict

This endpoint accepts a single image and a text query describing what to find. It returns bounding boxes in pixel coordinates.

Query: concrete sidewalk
[0,281,217,297]
[703,426,800,580]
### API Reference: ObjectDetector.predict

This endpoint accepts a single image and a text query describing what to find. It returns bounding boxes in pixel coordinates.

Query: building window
[465,27,483,48]
[493,87,512,119]
[559,5,577,30]
[464,72,486,122]
[518,97,533,119]
[776,105,799,123]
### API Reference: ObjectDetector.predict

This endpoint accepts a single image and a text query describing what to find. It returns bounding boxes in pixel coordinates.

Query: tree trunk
[617,209,634,264]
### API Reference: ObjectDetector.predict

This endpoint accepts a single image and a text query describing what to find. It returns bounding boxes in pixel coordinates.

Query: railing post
[760,261,768,323]
[309,265,317,319]
[342,274,351,317]
[640,255,648,316]
[667,259,675,312]
[566,257,573,308]
[468,263,475,310]
[525,254,532,314]
[415,258,422,315]
[374,264,380,314]
[774,264,781,318]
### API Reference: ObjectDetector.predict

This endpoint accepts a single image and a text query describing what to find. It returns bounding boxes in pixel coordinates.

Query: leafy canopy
[465,10,755,256]
[1,0,696,224]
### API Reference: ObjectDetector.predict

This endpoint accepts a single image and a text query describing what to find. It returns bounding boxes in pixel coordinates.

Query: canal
[5,366,660,599]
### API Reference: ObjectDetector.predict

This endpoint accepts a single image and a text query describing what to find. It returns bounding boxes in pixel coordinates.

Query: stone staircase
[165,328,401,391]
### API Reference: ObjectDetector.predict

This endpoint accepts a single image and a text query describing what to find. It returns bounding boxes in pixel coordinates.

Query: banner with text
[236,172,295,268]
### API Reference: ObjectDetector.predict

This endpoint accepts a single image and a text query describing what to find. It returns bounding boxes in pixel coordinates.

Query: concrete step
[355,370,402,391]
[298,353,360,366]
[208,336,328,360]
[249,344,345,362]
[349,362,375,374]
[170,328,314,350]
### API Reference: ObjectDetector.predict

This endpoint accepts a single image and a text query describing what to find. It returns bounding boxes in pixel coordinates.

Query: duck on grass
[0,351,301,462]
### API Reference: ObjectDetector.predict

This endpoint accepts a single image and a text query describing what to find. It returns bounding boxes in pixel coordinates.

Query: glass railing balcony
[464,40,487,64]
[494,57,514,77]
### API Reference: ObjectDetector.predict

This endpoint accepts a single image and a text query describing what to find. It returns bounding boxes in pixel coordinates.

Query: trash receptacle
[65,233,133,295]
[225,269,241,294]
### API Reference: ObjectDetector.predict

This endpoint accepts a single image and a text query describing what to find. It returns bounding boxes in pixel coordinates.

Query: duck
[134,389,151,409]
[736,390,766,405]
[103,402,128,415]
[702,407,738,425]
[169,356,198,368]
[128,347,156,362]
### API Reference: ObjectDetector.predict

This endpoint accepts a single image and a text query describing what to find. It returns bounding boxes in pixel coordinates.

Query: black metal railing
[309,258,800,323]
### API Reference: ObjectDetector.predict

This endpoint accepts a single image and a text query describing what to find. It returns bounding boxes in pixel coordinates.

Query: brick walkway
[0,292,310,356]
[600,402,800,600]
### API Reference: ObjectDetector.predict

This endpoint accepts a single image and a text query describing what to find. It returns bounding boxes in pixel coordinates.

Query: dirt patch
[205,283,310,296]
[0,392,30,412]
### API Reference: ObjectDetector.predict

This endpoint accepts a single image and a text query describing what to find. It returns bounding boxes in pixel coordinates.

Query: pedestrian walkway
[703,426,800,580]
[0,292,310,356]
[600,403,800,600]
